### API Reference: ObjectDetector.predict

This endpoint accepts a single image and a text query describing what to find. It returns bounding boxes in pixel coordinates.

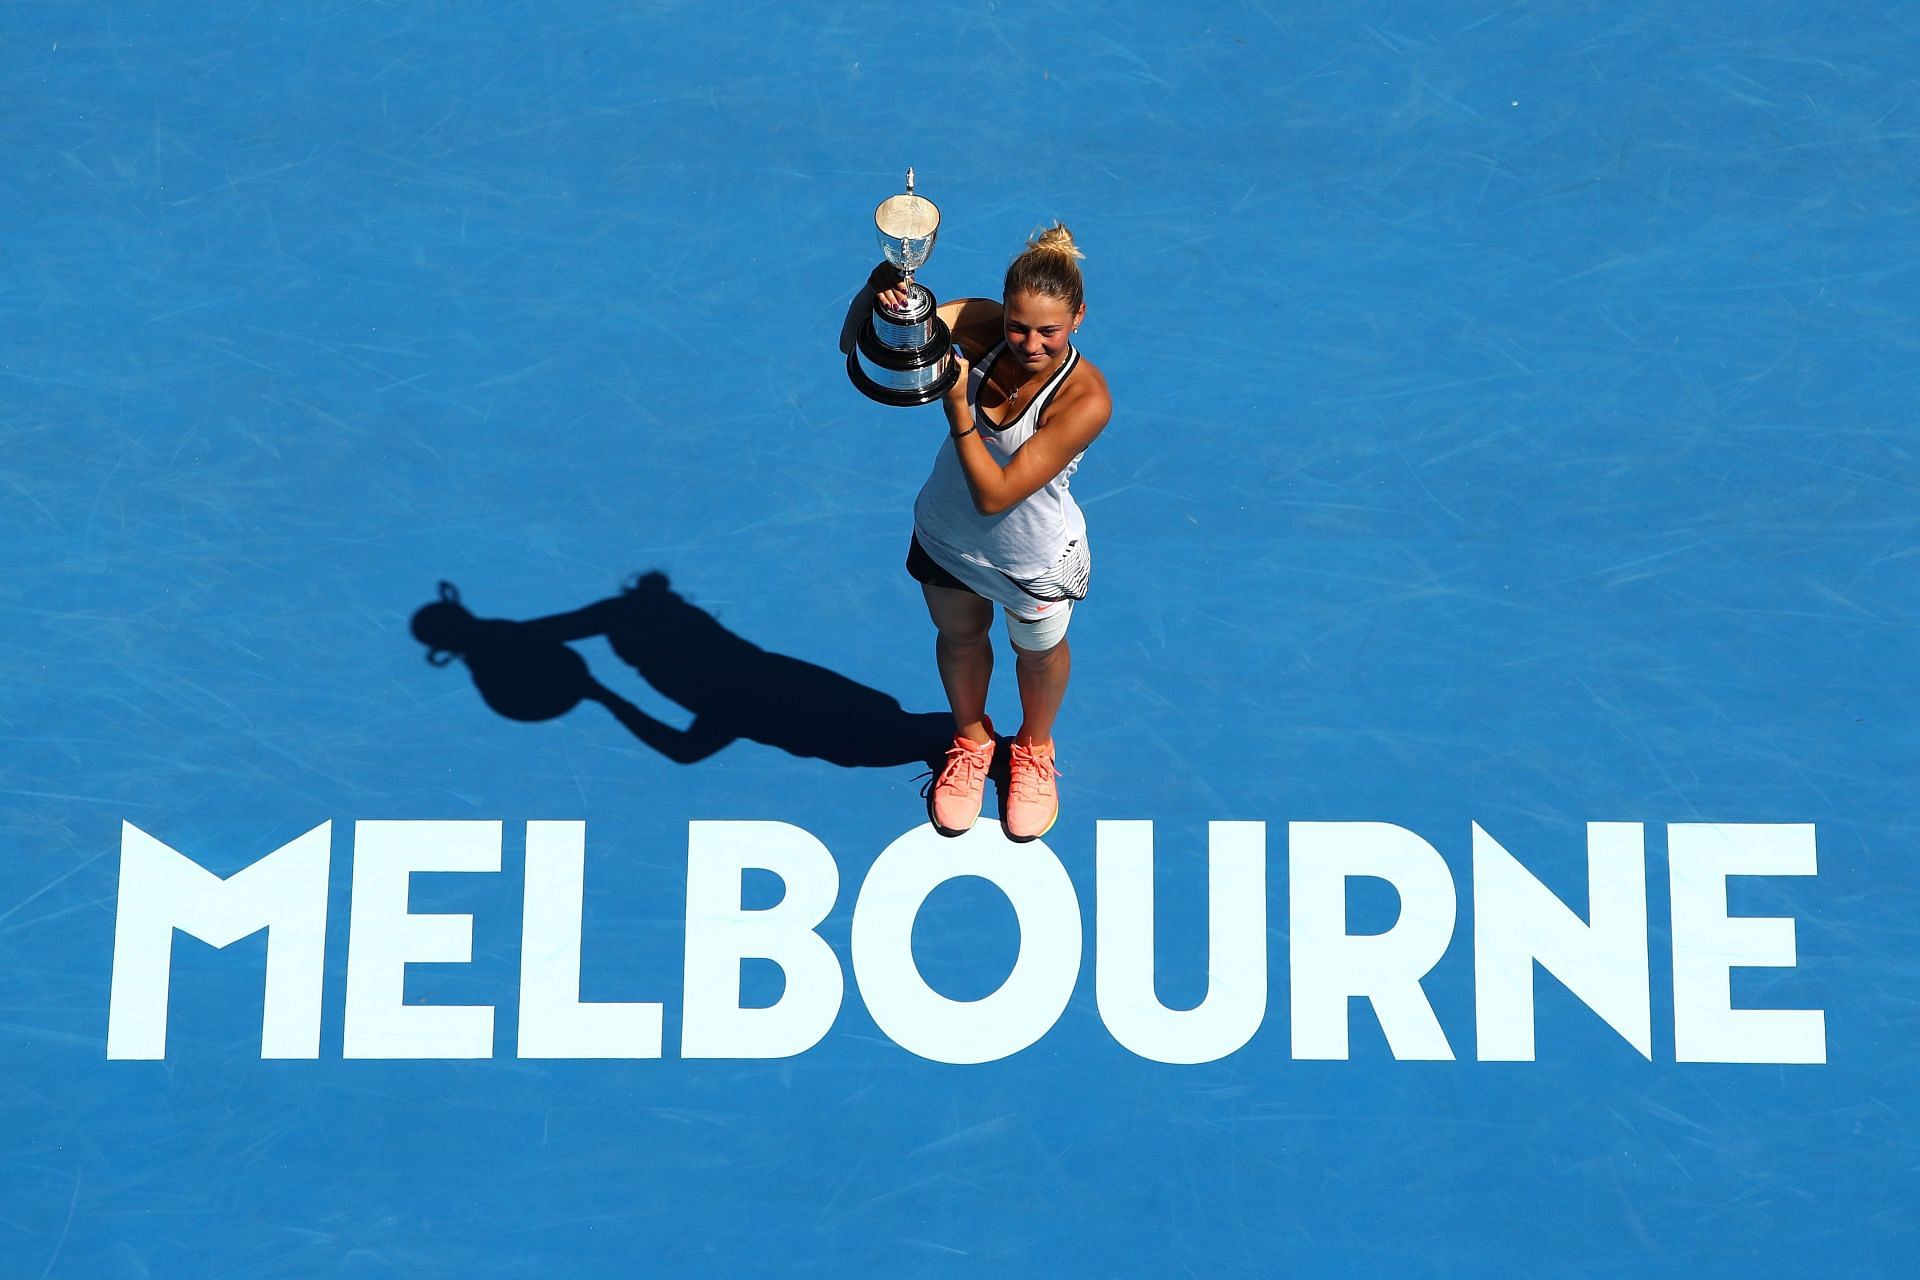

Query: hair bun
[1005,221,1087,310]
[1029,222,1086,262]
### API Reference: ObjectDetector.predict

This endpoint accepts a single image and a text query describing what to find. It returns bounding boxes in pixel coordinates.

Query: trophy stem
[899,169,917,295]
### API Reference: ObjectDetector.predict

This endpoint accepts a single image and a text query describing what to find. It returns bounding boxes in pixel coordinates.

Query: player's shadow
[409,573,949,769]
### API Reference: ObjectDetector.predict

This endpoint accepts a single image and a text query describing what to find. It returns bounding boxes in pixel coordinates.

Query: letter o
[852,825,1082,1063]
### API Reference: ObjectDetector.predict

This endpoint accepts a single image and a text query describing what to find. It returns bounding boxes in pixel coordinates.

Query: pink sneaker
[928,719,996,837]
[1003,738,1058,842]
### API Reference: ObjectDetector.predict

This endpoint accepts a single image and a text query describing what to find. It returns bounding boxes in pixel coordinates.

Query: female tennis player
[870,224,1112,841]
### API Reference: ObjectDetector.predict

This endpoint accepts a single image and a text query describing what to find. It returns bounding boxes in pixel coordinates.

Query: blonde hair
[1004,223,1085,312]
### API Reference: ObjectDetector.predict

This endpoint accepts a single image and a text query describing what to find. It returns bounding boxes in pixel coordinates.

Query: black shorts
[906,534,977,596]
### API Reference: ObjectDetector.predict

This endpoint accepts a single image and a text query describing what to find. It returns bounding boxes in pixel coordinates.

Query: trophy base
[848,314,961,407]
[847,351,960,406]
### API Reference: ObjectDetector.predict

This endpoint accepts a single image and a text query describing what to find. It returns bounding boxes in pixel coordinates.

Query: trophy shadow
[409,573,951,771]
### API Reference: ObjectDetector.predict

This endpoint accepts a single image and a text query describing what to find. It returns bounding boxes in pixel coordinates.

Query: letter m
[107,822,331,1060]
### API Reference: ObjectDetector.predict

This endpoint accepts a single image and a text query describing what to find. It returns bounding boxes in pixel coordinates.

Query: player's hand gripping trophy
[847,168,960,406]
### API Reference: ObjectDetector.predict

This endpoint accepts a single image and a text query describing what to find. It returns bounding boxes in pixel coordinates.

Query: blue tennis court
[5,1,1915,1274]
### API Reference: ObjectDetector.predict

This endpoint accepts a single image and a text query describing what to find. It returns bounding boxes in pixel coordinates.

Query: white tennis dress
[912,340,1092,621]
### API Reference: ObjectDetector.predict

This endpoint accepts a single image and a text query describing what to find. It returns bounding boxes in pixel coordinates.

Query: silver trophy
[847,168,960,406]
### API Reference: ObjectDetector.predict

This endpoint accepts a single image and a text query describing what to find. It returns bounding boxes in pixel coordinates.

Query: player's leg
[923,582,995,745]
